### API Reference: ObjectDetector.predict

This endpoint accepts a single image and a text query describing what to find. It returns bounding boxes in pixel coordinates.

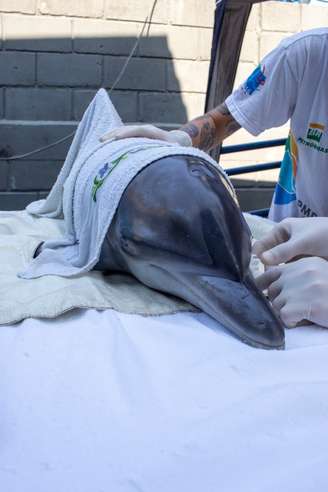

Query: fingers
[253,221,293,265]
[261,241,300,266]
[279,304,303,328]
[255,266,281,291]
[99,125,167,143]
[100,126,141,142]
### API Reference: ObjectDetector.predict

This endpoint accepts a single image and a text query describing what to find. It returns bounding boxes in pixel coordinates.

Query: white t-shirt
[225,28,328,221]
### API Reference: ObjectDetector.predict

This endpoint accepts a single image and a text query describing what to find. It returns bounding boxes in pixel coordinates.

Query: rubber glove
[256,256,328,328]
[253,217,328,266]
[100,124,192,147]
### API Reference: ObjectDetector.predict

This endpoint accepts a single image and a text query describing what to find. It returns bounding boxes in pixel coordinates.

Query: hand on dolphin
[253,217,328,266]
[99,124,192,147]
[255,256,328,328]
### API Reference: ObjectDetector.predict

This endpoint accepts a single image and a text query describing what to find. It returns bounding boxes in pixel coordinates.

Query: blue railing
[221,138,286,155]
[221,138,286,217]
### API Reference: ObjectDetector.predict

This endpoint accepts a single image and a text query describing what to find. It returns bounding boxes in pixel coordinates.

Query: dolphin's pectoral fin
[137,261,285,350]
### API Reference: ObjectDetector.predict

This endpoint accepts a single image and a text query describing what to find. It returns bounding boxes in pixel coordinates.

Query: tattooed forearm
[179,102,241,152]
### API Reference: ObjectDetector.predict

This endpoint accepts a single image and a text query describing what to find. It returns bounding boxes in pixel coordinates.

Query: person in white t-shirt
[100,28,328,328]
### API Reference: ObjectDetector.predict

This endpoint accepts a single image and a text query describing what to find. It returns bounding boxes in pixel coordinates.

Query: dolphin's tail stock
[107,154,285,349]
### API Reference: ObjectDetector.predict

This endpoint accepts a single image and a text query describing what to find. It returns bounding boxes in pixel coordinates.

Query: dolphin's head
[107,154,285,349]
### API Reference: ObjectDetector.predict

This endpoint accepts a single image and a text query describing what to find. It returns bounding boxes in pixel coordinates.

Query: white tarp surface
[1,308,328,492]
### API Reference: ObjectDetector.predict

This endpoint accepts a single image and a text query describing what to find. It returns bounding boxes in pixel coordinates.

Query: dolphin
[95,154,285,349]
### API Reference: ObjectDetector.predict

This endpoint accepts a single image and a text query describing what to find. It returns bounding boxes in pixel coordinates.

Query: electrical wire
[0,0,158,162]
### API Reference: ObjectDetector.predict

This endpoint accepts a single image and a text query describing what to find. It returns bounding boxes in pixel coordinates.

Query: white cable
[0,0,158,162]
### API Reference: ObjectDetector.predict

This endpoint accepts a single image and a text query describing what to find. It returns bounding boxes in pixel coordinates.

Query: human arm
[99,102,241,151]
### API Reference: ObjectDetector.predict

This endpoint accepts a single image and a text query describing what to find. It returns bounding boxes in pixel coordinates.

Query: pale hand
[253,217,328,266]
[100,124,192,147]
[256,257,328,328]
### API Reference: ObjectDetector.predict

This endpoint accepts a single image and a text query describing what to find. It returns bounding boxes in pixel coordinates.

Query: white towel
[19,89,227,279]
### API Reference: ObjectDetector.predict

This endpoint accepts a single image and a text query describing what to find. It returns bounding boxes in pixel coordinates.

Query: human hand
[253,217,328,266]
[256,256,328,328]
[100,124,192,147]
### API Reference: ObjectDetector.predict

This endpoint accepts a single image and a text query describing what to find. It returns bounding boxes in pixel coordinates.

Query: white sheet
[1,310,328,492]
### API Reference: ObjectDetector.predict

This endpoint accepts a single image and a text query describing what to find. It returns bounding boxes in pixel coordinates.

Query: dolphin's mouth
[137,260,285,350]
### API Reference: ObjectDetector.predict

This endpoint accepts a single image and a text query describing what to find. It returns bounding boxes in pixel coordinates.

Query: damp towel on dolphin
[19,89,228,278]
[19,89,285,349]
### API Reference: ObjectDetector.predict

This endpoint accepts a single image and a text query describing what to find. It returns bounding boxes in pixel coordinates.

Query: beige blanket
[0,210,273,325]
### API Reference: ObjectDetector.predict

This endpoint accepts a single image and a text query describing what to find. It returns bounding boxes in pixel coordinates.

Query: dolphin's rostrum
[95,154,285,350]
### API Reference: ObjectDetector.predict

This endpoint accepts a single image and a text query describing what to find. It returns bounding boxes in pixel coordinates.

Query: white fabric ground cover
[0,308,328,492]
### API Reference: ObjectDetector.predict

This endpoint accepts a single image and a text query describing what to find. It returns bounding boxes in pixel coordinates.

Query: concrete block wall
[0,0,213,209]
[0,0,326,211]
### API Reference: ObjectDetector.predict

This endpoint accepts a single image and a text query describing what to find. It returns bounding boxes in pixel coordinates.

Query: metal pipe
[225,161,281,176]
[221,138,286,154]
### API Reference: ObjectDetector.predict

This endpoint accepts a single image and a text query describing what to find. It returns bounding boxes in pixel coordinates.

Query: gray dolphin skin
[96,154,285,350]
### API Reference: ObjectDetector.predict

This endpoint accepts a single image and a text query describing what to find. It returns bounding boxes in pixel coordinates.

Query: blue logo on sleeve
[244,65,266,95]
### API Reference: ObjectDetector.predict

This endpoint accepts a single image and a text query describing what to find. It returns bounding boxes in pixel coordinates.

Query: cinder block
[139,93,188,124]
[39,0,103,18]
[73,89,138,122]
[170,0,214,28]
[72,90,97,120]
[301,5,328,31]
[167,60,209,93]
[139,92,205,125]
[0,192,39,211]
[105,0,169,24]
[139,25,203,60]
[235,187,274,212]
[262,2,301,32]
[38,53,102,87]
[73,19,140,55]
[9,160,63,191]
[180,92,206,119]
[4,14,72,52]
[233,62,257,90]
[0,162,8,190]
[260,32,289,60]
[198,28,212,61]
[246,4,260,31]
[6,88,72,121]
[138,25,173,58]
[0,122,76,161]
[0,52,35,86]
[240,31,259,64]
[104,57,166,91]
[110,91,138,123]
[0,0,35,13]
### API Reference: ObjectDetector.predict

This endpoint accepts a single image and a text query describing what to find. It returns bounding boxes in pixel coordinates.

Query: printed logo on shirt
[297,199,317,218]
[306,122,325,143]
[243,65,266,95]
[274,132,298,206]
[298,122,328,154]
